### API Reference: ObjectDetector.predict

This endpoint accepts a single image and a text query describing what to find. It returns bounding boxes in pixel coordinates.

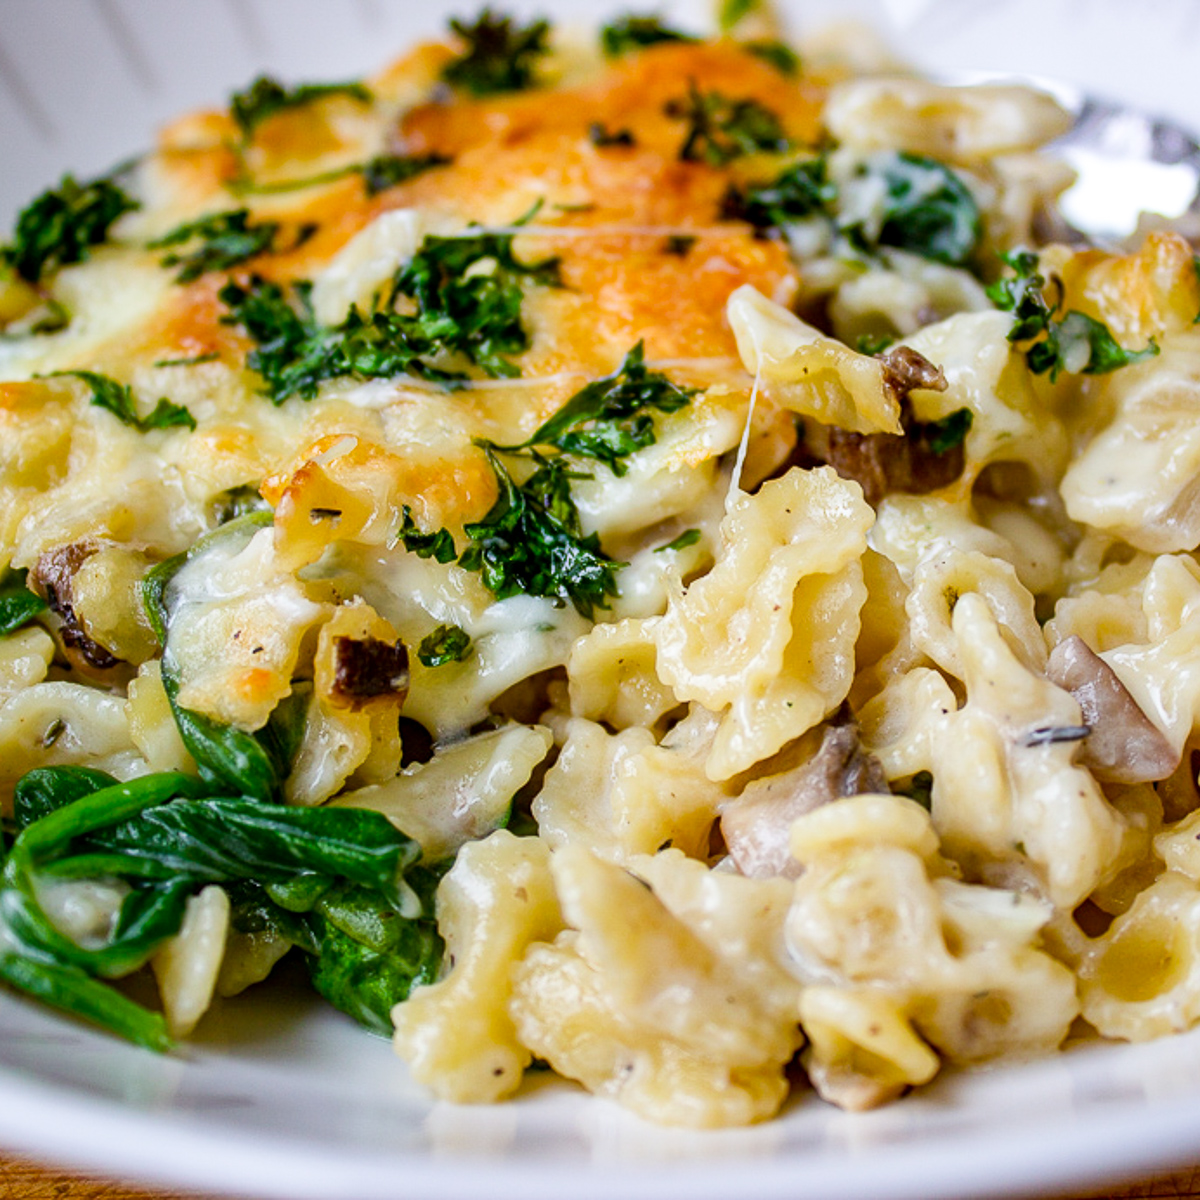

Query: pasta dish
[0,3,1197,1129]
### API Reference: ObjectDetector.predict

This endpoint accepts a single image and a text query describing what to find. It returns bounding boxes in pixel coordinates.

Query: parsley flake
[665,82,790,166]
[743,40,800,75]
[490,341,696,476]
[149,209,314,283]
[655,528,701,553]
[417,624,473,667]
[599,15,698,57]
[48,370,196,432]
[398,508,457,563]
[721,155,835,228]
[230,76,372,141]
[987,250,1160,380]
[3,174,139,284]
[441,10,551,95]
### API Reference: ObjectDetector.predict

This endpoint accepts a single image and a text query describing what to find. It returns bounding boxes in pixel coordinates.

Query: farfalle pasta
[2,1,1200,1131]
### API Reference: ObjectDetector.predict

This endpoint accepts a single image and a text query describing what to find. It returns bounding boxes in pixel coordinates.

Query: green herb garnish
[441,9,551,95]
[0,569,46,636]
[489,340,696,476]
[599,14,697,57]
[398,507,458,563]
[721,155,835,228]
[987,250,1160,380]
[665,82,790,166]
[230,76,372,141]
[417,624,473,667]
[743,40,800,75]
[655,528,701,553]
[719,0,760,30]
[48,370,196,432]
[149,209,313,283]
[2,174,139,284]
[360,153,453,196]
[921,408,973,455]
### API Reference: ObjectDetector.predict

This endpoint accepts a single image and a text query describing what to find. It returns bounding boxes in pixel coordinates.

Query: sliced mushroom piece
[721,721,890,879]
[1046,634,1179,784]
[29,543,123,673]
[329,635,410,711]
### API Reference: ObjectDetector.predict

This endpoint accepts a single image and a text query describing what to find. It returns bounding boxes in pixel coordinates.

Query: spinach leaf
[230,76,372,141]
[417,624,473,667]
[987,250,1160,380]
[46,370,196,432]
[397,507,458,563]
[0,568,46,637]
[360,154,453,196]
[441,9,551,95]
[599,15,697,57]
[3,174,139,284]
[665,82,790,165]
[149,209,313,282]
[0,767,435,1049]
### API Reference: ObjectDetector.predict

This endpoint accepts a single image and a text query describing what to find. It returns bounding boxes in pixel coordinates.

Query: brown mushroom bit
[1046,634,1178,784]
[721,717,890,879]
[800,347,964,506]
[29,543,123,671]
[330,634,410,710]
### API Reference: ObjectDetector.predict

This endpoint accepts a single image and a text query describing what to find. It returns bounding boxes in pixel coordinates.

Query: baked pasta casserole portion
[0,4,1196,1127]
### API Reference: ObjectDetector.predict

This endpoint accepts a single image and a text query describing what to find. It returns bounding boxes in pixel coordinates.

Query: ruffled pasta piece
[784,794,1077,1090]
[533,713,727,862]
[0,626,54,706]
[151,885,230,1038]
[1061,329,1200,553]
[862,594,1132,909]
[125,659,195,774]
[392,831,562,1104]
[567,617,677,732]
[509,846,802,1127]
[726,285,903,434]
[1099,554,1200,759]
[286,599,406,805]
[655,466,873,781]
[166,526,331,731]
[823,78,1072,164]
[1077,871,1200,1040]
[0,681,147,798]
[332,723,552,860]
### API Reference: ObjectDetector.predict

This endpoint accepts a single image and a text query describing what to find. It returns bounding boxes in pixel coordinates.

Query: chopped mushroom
[329,635,410,711]
[29,543,123,672]
[800,347,962,506]
[721,720,890,879]
[1046,634,1178,784]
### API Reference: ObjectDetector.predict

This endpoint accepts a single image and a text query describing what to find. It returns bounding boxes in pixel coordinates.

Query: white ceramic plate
[4,2,1200,1197]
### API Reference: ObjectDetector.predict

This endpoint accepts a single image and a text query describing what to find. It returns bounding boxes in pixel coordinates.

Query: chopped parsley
[230,76,372,141]
[655,528,701,553]
[721,155,835,228]
[489,341,696,476]
[665,82,790,166]
[417,624,473,667]
[396,346,695,615]
[920,408,973,455]
[441,10,551,95]
[718,0,760,29]
[397,507,457,563]
[48,370,196,432]
[149,209,314,283]
[855,333,894,355]
[897,770,933,810]
[599,15,698,57]
[459,449,622,617]
[588,122,636,148]
[220,229,560,401]
[743,40,801,76]
[360,154,453,196]
[0,568,46,637]
[987,250,1160,380]
[3,174,139,284]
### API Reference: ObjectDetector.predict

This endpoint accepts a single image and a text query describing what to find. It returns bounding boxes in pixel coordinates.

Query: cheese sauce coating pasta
[0,4,1196,1128]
